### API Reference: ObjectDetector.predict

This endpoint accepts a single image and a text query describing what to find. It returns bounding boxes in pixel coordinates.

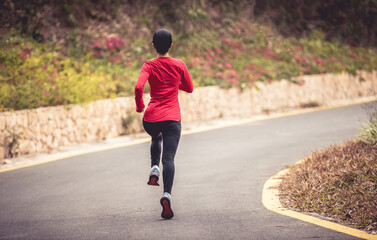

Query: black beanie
[152,29,173,54]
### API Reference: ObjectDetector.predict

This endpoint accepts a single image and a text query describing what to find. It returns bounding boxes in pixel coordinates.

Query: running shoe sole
[147,175,159,186]
[160,197,174,219]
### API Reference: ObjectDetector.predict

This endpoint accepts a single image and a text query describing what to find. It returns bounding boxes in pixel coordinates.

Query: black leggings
[143,120,181,194]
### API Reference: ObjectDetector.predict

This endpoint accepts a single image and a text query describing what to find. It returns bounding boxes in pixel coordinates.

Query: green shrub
[359,101,377,145]
[359,119,377,145]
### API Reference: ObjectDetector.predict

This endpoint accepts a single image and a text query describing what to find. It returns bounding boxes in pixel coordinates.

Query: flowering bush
[180,24,377,90]
[0,35,139,111]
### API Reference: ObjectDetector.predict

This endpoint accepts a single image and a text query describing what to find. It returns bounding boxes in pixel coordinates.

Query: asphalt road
[0,103,370,240]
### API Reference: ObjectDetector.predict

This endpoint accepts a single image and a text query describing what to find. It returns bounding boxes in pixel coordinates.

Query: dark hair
[152,29,172,54]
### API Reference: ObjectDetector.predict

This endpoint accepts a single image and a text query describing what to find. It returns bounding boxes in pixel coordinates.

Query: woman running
[134,29,193,219]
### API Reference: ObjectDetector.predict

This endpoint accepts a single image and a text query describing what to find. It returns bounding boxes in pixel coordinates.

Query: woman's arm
[135,64,149,112]
[179,61,193,93]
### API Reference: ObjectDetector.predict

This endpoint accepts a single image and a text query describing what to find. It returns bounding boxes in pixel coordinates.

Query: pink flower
[106,42,113,50]
[230,78,238,84]
[299,80,305,86]
[19,51,29,60]
[92,41,103,50]
[263,53,272,59]
[231,70,239,77]
[225,63,232,69]
[117,39,125,49]
[43,64,48,70]
[316,58,323,66]
[207,49,214,55]
[189,60,198,66]
[3,46,8,51]
[302,58,308,63]
[222,38,232,45]
[295,54,301,61]
[55,86,59,91]
[52,59,57,65]
[306,66,311,71]
[12,93,18,98]
[349,53,357,58]
[267,78,273,83]
[231,41,240,47]
[111,37,118,48]
[216,48,223,54]
[43,91,51,97]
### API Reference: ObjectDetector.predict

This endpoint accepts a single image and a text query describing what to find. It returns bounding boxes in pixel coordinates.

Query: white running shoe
[147,165,160,186]
[160,192,174,219]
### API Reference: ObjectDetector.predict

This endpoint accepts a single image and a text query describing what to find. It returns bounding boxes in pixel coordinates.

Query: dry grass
[279,141,377,233]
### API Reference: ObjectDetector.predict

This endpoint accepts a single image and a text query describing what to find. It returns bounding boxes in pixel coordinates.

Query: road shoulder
[262,158,377,240]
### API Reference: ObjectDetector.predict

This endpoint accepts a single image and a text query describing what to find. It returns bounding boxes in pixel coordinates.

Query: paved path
[0,103,369,239]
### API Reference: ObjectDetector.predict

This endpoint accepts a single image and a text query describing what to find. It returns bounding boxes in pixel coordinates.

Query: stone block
[0,146,4,159]
[0,114,5,130]
[0,132,4,146]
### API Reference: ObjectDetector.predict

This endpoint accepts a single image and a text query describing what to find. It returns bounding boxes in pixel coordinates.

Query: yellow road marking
[0,139,150,173]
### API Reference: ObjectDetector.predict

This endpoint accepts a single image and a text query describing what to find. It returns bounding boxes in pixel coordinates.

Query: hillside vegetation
[0,0,376,111]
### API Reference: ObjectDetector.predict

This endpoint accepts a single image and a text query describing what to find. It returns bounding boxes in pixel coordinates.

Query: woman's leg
[161,121,181,194]
[143,120,163,168]
[143,119,181,194]
[150,133,162,167]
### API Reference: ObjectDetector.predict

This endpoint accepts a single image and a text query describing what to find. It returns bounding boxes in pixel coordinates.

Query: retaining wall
[0,71,376,159]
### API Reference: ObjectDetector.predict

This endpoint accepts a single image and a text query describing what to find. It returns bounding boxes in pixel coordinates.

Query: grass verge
[279,141,377,233]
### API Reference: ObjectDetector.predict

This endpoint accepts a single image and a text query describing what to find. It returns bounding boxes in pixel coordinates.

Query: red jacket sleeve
[179,61,193,93]
[135,63,149,112]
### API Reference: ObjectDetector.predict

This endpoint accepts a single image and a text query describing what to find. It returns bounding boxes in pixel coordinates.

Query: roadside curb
[262,159,377,240]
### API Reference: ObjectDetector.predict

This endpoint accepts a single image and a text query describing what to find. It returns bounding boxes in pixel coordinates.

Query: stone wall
[179,71,377,122]
[0,71,376,159]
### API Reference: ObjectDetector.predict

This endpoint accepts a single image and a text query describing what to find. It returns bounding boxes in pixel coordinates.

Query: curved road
[0,103,370,239]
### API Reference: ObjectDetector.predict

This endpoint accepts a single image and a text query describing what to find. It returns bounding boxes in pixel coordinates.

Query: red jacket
[135,57,193,122]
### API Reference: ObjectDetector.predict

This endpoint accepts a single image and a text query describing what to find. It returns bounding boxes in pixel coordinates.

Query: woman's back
[135,57,193,122]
